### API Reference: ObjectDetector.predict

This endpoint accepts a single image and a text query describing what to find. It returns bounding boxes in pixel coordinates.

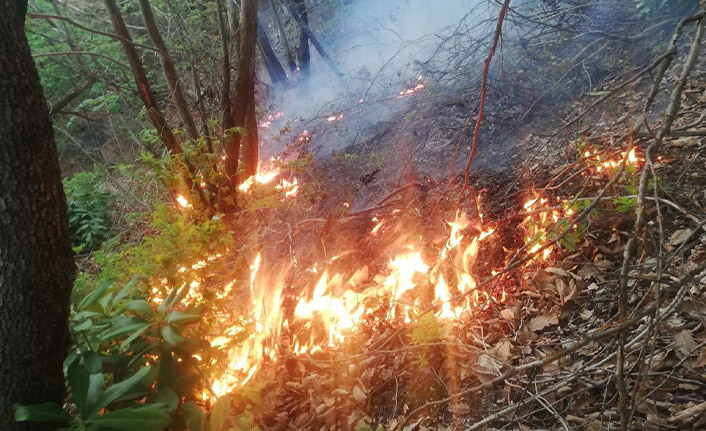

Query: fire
[176,194,190,208]
[186,209,507,398]
[238,159,299,197]
[397,75,425,98]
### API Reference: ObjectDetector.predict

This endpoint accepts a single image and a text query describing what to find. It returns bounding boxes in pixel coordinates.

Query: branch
[459,0,511,196]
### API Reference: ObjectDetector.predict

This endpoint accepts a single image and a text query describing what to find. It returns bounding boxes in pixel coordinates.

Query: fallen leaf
[671,137,699,148]
[527,313,559,332]
[449,403,470,416]
[352,385,367,402]
[692,347,706,368]
[500,308,515,321]
[674,330,698,358]
[669,229,693,246]
[668,401,706,423]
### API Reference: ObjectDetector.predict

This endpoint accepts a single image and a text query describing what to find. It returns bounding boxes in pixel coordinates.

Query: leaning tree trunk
[0,1,75,430]
[230,0,259,179]
[257,22,288,85]
[292,0,310,78]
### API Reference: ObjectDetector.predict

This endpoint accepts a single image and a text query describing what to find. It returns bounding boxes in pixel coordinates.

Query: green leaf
[88,366,152,418]
[160,324,184,345]
[182,401,206,431]
[208,396,230,431]
[120,322,152,351]
[100,320,152,342]
[164,310,201,325]
[14,402,72,424]
[90,404,171,431]
[68,363,90,416]
[155,388,178,414]
[78,279,112,311]
[125,299,154,317]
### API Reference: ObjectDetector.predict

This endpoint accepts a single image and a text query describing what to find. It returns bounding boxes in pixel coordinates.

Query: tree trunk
[269,0,297,72]
[284,1,343,77]
[291,0,310,78]
[0,1,75,430]
[226,0,241,62]
[257,22,288,85]
[138,0,199,141]
[230,0,259,179]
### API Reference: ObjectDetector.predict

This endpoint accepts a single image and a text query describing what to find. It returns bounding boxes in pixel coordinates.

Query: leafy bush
[64,170,113,253]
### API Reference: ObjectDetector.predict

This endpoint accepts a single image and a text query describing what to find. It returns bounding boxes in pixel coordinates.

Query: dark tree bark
[0,1,75,430]
[229,0,259,179]
[269,0,297,72]
[284,1,342,77]
[257,21,288,85]
[291,0,310,78]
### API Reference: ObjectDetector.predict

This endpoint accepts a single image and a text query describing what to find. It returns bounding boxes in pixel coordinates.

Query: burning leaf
[527,313,559,333]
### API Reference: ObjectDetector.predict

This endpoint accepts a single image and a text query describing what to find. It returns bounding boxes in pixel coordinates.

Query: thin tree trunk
[104,0,210,209]
[138,0,199,141]
[291,0,310,78]
[258,21,288,85]
[226,0,241,62]
[0,2,75,431]
[284,1,343,77]
[230,0,259,179]
[269,0,297,72]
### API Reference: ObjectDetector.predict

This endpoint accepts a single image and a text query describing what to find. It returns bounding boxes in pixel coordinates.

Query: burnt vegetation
[3,0,706,430]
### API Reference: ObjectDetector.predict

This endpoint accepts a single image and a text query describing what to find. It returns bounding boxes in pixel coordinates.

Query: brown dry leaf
[668,401,706,423]
[492,339,512,363]
[449,402,471,416]
[527,313,559,332]
[692,346,706,368]
[671,137,699,148]
[545,267,570,278]
[500,308,515,321]
[674,330,698,358]
[669,229,693,246]
[352,385,367,402]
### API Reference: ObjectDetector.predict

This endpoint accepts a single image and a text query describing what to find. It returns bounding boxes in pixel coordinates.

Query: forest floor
[233,8,706,430]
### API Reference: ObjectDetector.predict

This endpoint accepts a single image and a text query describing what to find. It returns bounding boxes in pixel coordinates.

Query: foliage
[64,169,113,253]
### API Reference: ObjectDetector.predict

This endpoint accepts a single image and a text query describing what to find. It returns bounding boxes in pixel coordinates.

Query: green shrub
[64,169,113,253]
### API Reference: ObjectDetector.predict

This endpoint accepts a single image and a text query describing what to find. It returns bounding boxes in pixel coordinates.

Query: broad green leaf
[165,310,201,325]
[125,299,154,318]
[182,401,206,431]
[120,322,152,351]
[88,366,151,418]
[155,388,178,414]
[160,324,184,345]
[208,396,230,431]
[90,404,171,431]
[78,279,111,311]
[14,402,72,424]
[68,363,90,416]
[100,320,151,342]
[73,319,93,331]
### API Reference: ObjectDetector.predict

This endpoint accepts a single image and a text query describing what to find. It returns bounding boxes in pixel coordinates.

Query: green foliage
[64,169,113,253]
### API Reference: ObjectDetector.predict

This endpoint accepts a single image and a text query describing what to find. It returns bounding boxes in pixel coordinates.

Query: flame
[176,195,190,208]
[238,159,299,197]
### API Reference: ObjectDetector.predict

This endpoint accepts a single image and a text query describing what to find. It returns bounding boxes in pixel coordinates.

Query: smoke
[262,0,492,156]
